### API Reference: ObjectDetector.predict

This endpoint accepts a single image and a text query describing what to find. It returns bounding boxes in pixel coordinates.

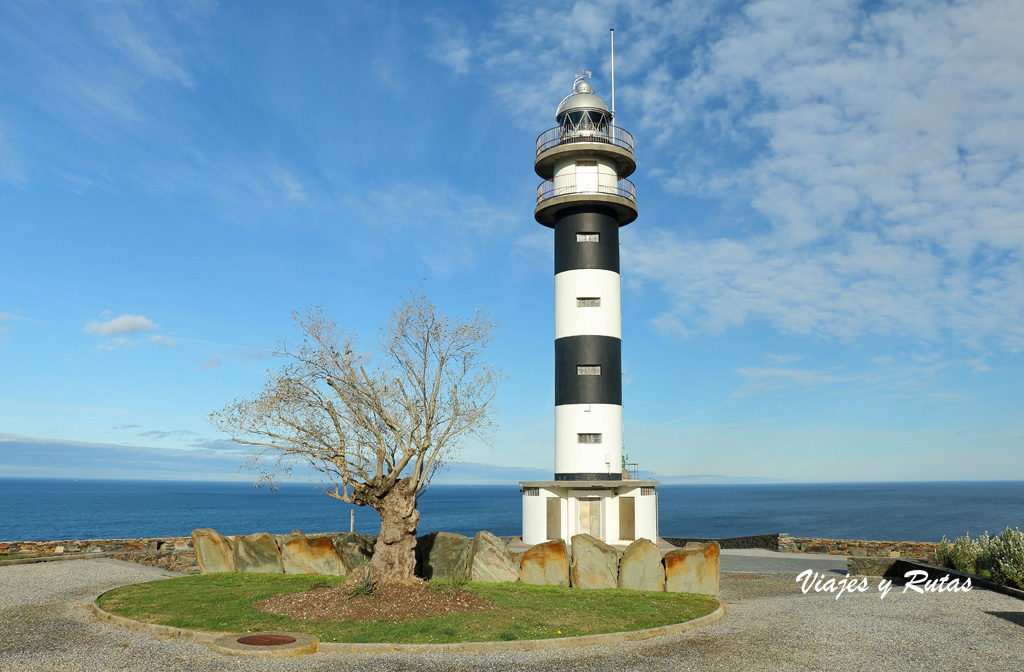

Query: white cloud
[149,334,176,347]
[84,314,158,337]
[623,0,1024,351]
[200,357,222,370]
[444,1,1024,352]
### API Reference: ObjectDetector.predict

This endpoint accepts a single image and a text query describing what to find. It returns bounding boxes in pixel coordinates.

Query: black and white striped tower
[521,72,658,546]
[537,74,636,482]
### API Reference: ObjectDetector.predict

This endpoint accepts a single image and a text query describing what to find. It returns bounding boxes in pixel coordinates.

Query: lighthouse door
[578,497,602,537]
[576,161,598,194]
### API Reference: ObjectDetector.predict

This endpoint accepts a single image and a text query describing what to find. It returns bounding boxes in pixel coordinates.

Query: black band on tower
[554,208,620,274]
[554,335,622,406]
[555,472,623,482]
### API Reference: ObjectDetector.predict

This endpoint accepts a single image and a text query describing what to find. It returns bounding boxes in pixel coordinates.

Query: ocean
[1,478,1022,543]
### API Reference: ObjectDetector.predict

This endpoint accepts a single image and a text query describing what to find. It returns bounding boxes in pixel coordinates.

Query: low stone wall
[778,534,938,562]
[0,537,198,574]
[664,534,781,550]
[1,531,941,574]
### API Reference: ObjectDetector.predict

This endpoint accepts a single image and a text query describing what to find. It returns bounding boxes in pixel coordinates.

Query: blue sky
[2,0,1022,483]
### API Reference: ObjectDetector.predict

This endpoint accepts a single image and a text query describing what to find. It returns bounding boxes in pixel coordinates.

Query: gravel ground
[2,559,1022,672]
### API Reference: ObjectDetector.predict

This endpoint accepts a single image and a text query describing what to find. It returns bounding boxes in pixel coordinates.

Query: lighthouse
[521,72,659,547]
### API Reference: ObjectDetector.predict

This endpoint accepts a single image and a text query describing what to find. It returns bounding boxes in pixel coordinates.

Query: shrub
[937,534,977,574]
[937,533,985,575]
[985,527,1024,590]
[937,528,1023,590]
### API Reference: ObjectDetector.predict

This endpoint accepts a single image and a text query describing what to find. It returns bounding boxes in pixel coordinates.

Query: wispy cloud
[138,429,198,439]
[428,0,718,128]
[623,0,1024,351]
[0,120,27,185]
[189,438,246,452]
[91,3,194,87]
[734,366,861,397]
[0,400,130,415]
[200,357,222,370]
[341,182,519,274]
[434,1,1024,353]
[425,17,472,75]
[0,433,252,480]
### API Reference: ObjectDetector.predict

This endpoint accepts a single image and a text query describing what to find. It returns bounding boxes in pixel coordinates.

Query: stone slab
[618,538,665,591]
[520,539,569,587]
[569,534,620,589]
[191,528,235,574]
[416,531,470,580]
[466,530,519,583]
[281,536,344,576]
[333,532,375,572]
[233,532,284,574]
[665,541,720,596]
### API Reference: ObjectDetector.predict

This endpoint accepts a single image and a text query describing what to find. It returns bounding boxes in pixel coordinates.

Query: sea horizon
[2,478,1022,545]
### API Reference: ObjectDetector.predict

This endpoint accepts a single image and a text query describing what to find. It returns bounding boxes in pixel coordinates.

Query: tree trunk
[366,478,420,584]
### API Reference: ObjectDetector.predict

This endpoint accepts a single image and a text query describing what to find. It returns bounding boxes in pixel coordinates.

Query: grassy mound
[97,573,719,644]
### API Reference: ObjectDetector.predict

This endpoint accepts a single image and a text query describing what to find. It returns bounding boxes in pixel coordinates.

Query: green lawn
[97,574,719,644]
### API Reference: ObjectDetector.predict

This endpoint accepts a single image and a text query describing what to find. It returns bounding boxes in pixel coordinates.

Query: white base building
[521,480,659,546]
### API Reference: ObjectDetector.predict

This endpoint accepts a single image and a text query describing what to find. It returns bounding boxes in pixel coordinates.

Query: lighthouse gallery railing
[536,174,636,204]
[536,125,634,156]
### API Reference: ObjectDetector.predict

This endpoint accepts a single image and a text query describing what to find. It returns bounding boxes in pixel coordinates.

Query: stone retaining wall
[777,533,938,562]
[0,537,199,574]
[1,531,941,572]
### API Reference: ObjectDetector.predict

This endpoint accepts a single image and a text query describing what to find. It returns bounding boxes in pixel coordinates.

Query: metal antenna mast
[610,28,616,123]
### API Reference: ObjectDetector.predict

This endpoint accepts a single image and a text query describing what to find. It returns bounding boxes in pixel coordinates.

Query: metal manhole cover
[210,631,318,657]
[236,634,297,646]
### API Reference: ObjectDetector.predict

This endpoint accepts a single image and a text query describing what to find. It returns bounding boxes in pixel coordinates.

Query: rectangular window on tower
[578,433,603,444]
[577,365,602,375]
[576,232,600,243]
[576,297,601,307]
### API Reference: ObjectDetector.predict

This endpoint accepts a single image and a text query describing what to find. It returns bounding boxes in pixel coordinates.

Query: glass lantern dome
[555,76,612,136]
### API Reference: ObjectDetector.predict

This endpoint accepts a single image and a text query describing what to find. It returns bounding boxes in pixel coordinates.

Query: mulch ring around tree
[254,583,498,624]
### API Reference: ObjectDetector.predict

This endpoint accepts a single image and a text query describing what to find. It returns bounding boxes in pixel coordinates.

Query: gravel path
[2,559,1022,671]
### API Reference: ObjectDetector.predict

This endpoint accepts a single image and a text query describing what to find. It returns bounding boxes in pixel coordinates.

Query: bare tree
[210,289,503,584]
